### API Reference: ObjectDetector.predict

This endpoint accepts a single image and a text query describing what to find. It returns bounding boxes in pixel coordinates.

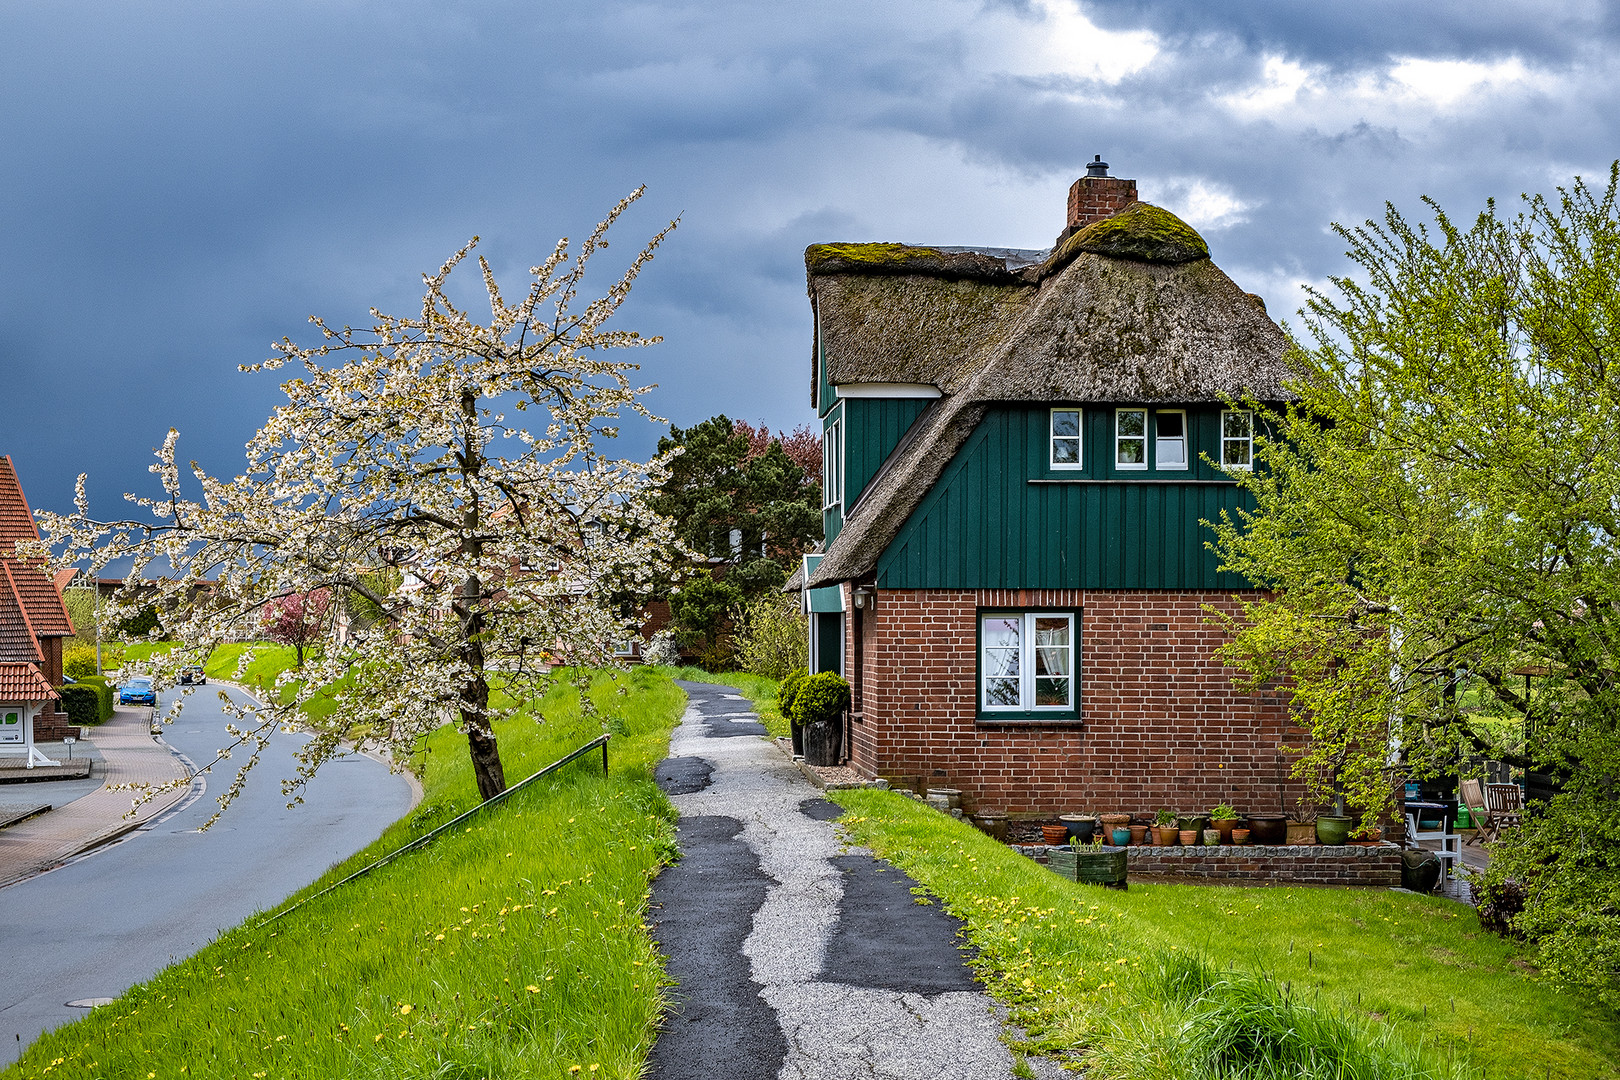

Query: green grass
[7,666,686,1080]
[831,788,1620,1080]
[668,667,786,737]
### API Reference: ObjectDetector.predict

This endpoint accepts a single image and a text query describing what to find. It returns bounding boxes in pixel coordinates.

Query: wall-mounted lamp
[853,587,875,610]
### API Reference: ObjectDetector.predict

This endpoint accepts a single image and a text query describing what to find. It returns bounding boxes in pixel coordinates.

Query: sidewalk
[646,681,1062,1080]
[0,706,192,889]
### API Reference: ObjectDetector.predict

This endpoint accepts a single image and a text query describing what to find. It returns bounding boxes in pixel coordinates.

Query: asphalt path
[647,681,1062,1080]
[0,685,415,1050]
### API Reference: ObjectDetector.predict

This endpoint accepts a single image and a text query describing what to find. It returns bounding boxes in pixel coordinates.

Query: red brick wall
[847,588,1309,818]
[1066,176,1137,231]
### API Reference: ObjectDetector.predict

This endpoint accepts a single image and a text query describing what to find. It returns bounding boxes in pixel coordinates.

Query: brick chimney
[1061,155,1136,242]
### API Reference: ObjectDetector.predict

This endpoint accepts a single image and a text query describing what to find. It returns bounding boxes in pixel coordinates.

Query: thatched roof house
[805,196,1293,590]
[792,160,1309,822]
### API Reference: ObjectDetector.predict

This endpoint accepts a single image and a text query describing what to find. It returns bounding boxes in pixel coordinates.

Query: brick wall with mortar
[1014,842,1401,887]
[1066,175,1137,233]
[845,588,1310,817]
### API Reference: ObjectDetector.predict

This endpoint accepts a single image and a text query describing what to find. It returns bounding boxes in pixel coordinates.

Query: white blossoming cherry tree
[30,189,684,815]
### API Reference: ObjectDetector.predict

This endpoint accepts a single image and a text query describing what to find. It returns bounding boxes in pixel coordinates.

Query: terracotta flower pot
[1042,824,1069,846]
[1212,818,1238,843]
[1178,829,1199,845]
[1154,825,1179,845]
[1231,828,1251,845]
[1128,824,1149,845]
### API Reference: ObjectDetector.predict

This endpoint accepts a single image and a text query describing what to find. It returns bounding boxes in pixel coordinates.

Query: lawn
[831,787,1620,1080]
[6,665,686,1080]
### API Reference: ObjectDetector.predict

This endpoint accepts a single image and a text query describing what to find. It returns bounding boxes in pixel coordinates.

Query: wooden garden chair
[1486,783,1525,831]
[1459,779,1497,844]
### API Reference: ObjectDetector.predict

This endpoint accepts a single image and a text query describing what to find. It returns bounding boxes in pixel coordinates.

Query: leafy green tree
[667,569,743,658]
[651,415,820,598]
[1212,166,1620,1003]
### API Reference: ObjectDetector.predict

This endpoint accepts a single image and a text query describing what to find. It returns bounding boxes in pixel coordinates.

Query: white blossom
[27,189,688,822]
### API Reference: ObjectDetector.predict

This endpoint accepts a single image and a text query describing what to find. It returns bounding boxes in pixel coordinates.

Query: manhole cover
[65,998,114,1008]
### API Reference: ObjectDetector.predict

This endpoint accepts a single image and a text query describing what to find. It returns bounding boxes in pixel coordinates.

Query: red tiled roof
[0,456,74,638]
[0,456,39,551]
[0,662,59,700]
[0,589,40,663]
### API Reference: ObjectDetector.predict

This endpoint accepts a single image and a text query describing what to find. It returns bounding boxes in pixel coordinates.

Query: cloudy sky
[4,0,1616,519]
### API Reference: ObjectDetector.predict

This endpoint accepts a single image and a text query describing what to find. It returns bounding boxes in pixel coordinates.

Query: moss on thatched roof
[1038,202,1208,279]
[805,243,1024,282]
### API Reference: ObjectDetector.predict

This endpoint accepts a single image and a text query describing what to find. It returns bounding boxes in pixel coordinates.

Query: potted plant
[1176,811,1210,835]
[778,667,808,757]
[1152,809,1179,845]
[791,671,850,767]
[1210,803,1241,843]
[1315,813,1355,845]
[1059,813,1097,844]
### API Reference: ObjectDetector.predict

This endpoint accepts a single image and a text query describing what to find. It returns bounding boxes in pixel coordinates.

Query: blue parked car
[118,676,157,706]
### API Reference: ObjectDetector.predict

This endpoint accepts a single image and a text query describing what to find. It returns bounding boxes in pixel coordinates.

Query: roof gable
[0,456,74,639]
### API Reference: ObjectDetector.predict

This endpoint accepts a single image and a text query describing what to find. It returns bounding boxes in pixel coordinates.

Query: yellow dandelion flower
[399,1003,414,1015]
[526,985,541,993]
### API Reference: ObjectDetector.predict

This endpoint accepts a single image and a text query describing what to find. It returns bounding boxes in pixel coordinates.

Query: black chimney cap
[1086,154,1110,177]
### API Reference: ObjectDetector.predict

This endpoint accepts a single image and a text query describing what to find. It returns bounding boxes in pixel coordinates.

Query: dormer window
[1115,409,1147,470]
[1222,410,1254,469]
[1049,409,1082,469]
[1155,410,1186,470]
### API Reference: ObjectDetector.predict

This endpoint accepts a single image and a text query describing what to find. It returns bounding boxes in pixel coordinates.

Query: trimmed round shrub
[63,645,99,680]
[777,667,808,721]
[790,671,850,727]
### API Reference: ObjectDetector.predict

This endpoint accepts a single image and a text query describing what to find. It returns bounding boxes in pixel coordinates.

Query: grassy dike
[829,788,1620,1080]
[7,666,686,1080]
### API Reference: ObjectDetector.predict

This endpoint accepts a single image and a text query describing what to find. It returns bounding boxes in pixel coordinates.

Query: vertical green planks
[873,406,1259,590]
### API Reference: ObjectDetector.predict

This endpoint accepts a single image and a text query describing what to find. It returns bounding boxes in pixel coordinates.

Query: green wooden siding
[874,405,1258,590]
[842,397,932,504]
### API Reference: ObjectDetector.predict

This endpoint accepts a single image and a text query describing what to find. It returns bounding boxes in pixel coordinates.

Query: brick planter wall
[1015,843,1402,887]
[847,587,1308,818]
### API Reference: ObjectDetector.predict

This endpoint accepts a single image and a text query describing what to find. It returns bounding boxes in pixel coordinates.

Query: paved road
[647,681,1062,1080]
[0,685,415,1049]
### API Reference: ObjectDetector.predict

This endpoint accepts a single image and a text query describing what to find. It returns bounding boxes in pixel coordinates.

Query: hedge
[61,675,114,723]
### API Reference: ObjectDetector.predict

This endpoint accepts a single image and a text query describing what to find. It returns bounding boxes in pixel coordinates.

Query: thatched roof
[804,202,1293,588]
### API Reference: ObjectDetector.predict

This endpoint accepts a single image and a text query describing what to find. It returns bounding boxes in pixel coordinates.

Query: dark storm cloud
[1080,0,1611,68]
[5,0,1620,529]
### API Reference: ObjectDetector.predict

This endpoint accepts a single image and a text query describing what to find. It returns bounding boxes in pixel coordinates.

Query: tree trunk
[457,567,506,800]
[466,709,506,801]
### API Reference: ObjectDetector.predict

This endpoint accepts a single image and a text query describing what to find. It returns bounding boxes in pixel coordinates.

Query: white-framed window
[1155,410,1187,470]
[980,611,1076,714]
[1115,409,1147,470]
[822,410,844,509]
[1221,409,1254,470]
[1049,408,1082,469]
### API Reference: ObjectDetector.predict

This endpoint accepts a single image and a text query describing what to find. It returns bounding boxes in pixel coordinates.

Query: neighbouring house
[0,455,76,763]
[796,159,1310,819]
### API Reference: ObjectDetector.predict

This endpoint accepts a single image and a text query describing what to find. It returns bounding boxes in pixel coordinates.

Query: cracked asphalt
[647,680,1056,1080]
